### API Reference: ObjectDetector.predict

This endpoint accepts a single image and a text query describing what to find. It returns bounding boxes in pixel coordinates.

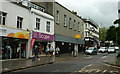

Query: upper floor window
[69,17,72,29]
[56,11,59,24]
[74,20,76,31]
[64,14,67,27]
[78,22,80,32]
[85,31,88,37]
[0,12,7,25]
[17,16,23,29]
[46,21,50,32]
[36,18,40,30]
[85,23,88,28]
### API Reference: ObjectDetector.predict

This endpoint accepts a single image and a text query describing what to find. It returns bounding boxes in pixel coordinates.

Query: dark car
[85,47,98,55]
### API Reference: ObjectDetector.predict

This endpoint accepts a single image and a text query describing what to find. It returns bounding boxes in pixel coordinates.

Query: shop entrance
[2,37,27,59]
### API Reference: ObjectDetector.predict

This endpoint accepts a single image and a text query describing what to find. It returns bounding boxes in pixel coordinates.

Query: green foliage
[99,26,107,41]
[106,26,116,42]
[113,19,120,25]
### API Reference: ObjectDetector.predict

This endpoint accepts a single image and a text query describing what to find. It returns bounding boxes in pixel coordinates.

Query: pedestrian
[32,46,39,61]
[68,47,71,55]
[55,46,60,57]
[46,46,49,56]
[49,46,54,56]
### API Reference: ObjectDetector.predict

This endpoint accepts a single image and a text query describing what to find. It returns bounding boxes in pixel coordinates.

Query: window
[64,14,67,27]
[74,20,76,31]
[0,12,7,25]
[69,17,72,29]
[56,11,59,23]
[17,16,23,29]
[36,18,40,30]
[78,22,80,32]
[46,21,50,32]
[85,32,88,37]
[85,23,88,28]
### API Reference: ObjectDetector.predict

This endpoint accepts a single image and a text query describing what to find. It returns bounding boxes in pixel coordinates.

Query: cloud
[56,0,119,27]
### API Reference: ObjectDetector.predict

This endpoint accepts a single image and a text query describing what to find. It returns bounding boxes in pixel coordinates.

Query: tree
[99,26,107,41]
[113,19,120,25]
[106,26,116,42]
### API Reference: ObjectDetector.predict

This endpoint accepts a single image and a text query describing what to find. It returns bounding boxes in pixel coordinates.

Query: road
[9,52,120,74]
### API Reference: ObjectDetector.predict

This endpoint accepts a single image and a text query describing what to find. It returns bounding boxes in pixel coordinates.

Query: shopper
[55,46,60,57]
[49,46,54,56]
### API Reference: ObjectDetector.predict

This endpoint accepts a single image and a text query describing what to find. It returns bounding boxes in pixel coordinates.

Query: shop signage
[0,27,29,39]
[31,38,35,50]
[76,35,81,39]
[32,31,54,41]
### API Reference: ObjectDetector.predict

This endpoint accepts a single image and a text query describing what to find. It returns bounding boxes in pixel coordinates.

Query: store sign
[31,38,35,50]
[0,27,29,39]
[76,35,81,39]
[32,31,54,41]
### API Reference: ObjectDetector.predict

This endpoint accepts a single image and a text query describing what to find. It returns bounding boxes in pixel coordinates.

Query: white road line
[102,56,108,58]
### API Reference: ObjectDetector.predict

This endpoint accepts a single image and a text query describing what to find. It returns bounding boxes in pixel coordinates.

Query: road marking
[103,70,107,73]
[78,64,92,72]
[102,56,108,58]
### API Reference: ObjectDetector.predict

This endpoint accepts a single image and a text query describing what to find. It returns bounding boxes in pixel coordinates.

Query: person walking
[49,46,54,56]
[32,46,39,61]
[55,46,60,57]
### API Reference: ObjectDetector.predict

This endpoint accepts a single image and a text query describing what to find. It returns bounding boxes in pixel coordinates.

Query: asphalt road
[9,52,120,74]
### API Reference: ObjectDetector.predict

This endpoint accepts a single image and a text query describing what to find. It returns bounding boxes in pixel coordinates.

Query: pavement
[1,52,120,73]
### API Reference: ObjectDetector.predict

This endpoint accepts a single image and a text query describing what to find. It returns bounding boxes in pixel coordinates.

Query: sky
[56,0,119,28]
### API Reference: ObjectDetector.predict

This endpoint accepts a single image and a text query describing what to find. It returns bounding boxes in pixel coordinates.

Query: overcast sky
[56,0,119,28]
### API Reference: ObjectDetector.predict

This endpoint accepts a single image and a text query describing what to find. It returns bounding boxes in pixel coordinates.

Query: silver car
[108,47,116,53]
[99,47,108,53]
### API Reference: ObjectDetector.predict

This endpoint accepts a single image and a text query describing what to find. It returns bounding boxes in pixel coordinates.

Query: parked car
[114,46,119,50]
[108,47,116,53]
[85,47,97,55]
[98,47,108,53]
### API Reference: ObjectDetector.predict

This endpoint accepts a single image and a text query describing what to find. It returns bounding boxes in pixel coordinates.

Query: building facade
[1,0,55,59]
[1,1,30,59]
[37,2,85,55]
[83,18,99,48]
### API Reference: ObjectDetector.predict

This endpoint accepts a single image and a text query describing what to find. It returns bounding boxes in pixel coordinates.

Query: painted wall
[2,2,30,30]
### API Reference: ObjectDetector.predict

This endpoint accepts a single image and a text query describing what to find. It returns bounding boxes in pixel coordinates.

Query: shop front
[55,34,85,54]
[1,27,29,59]
[32,31,54,54]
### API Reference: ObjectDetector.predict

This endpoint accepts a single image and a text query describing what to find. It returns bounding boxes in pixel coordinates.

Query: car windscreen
[88,47,94,50]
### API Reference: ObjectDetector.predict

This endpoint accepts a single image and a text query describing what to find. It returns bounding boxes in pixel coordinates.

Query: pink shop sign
[32,31,54,41]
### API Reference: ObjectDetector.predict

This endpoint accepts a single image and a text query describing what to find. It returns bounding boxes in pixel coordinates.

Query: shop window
[46,21,50,32]
[36,18,40,30]
[17,16,23,29]
[0,11,7,25]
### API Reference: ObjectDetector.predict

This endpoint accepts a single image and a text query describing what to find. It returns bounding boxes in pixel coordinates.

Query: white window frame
[36,18,40,30]
[46,21,50,32]
[0,11,7,25]
[17,16,23,29]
